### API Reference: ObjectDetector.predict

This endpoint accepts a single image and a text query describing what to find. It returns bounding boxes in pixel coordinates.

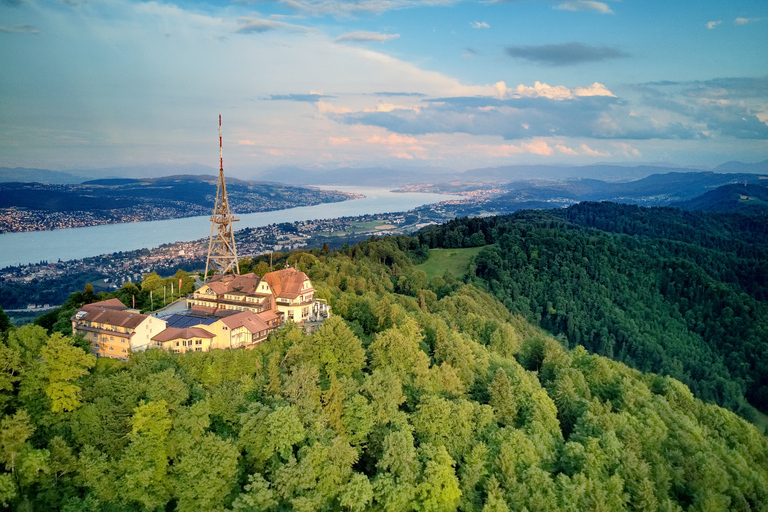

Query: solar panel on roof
[165,314,219,329]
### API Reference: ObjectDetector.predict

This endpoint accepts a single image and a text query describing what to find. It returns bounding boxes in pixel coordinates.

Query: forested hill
[1,238,768,510]
[417,203,768,418]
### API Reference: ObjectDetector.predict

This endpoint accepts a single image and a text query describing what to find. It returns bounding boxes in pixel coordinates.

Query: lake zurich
[0,188,457,269]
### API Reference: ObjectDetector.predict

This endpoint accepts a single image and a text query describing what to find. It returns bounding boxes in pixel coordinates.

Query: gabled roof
[204,273,264,295]
[220,310,270,333]
[152,326,214,343]
[75,303,149,330]
[263,267,311,299]
[87,298,127,310]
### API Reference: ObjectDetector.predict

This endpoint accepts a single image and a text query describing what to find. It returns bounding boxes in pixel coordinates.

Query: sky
[1,0,767,178]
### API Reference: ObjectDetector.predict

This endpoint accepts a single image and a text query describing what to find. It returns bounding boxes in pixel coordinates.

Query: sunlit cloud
[705,20,722,29]
[335,31,400,43]
[276,0,462,17]
[471,21,489,29]
[238,140,257,146]
[554,1,613,14]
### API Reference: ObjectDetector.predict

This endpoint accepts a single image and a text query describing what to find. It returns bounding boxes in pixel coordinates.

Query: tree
[172,433,239,512]
[40,333,96,413]
[0,306,11,334]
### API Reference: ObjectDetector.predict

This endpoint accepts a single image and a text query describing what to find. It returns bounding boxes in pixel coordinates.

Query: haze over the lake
[1,0,766,177]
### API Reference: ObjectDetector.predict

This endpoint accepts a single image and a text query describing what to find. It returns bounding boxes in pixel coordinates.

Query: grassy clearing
[416,246,486,281]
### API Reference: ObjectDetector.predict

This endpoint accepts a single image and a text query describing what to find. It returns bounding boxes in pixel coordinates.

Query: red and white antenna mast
[204,115,240,280]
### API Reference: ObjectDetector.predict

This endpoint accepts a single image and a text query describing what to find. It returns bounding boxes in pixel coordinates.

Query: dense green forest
[417,202,768,418]
[1,235,768,510]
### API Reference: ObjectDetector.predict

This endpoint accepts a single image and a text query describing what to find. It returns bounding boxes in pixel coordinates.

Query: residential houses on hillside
[72,268,321,360]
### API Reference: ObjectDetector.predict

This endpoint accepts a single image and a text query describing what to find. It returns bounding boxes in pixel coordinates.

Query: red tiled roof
[205,273,263,295]
[75,304,148,330]
[264,268,311,300]
[220,310,270,333]
[152,327,214,343]
[87,298,127,310]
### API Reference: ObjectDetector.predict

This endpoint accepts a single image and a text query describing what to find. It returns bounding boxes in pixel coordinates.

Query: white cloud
[706,20,722,29]
[238,140,257,145]
[554,1,613,14]
[335,31,400,43]
[734,17,764,25]
[574,82,615,97]
[470,21,489,29]
[273,0,462,17]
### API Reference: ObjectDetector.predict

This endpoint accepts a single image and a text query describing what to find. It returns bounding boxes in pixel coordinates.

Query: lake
[0,187,458,269]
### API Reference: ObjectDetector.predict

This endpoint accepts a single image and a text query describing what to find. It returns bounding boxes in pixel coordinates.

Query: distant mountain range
[4,160,767,186]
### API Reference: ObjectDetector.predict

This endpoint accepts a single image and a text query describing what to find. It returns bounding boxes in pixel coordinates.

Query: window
[196,340,202,345]
[175,341,180,347]
[195,348,202,352]
[109,346,114,351]
[121,349,127,353]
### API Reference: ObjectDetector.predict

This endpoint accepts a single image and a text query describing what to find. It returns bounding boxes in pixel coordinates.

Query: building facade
[263,267,316,323]
[71,298,167,360]
[187,273,275,314]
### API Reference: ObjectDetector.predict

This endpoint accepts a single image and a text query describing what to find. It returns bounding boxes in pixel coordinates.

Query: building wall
[161,335,213,354]
[131,316,167,352]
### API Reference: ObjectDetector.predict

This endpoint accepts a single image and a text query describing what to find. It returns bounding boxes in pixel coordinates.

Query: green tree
[40,333,96,413]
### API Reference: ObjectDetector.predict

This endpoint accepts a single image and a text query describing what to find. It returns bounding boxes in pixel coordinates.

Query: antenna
[204,115,240,280]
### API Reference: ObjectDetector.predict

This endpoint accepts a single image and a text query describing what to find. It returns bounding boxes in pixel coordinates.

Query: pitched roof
[220,310,270,333]
[205,273,264,295]
[263,268,311,299]
[152,326,214,343]
[76,303,149,330]
[88,298,127,310]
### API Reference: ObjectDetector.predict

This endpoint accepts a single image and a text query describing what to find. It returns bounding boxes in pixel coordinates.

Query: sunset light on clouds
[0,0,766,176]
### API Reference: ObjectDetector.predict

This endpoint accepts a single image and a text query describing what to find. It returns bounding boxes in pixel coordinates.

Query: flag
[179,277,183,292]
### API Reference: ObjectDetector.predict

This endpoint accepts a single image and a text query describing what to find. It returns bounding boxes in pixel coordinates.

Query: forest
[1,233,767,511]
[417,202,768,419]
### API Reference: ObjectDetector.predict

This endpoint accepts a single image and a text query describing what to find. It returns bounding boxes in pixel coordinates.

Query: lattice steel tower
[204,115,240,279]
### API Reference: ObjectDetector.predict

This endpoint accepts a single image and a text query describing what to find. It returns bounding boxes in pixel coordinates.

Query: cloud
[0,23,39,34]
[238,140,257,145]
[337,91,701,141]
[373,91,427,97]
[275,0,461,17]
[267,93,333,102]
[235,17,313,34]
[471,21,489,29]
[505,42,629,66]
[579,143,609,156]
[574,82,615,97]
[636,77,768,139]
[734,17,765,25]
[554,1,613,14]
[335,31,399,43]
[489,80,615,100]
[706,20,722,29]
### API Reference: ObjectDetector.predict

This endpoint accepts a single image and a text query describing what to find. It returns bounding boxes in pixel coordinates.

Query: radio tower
[204,115,240,280]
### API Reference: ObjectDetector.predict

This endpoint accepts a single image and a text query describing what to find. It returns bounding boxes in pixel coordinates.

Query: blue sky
[1,0,767,177]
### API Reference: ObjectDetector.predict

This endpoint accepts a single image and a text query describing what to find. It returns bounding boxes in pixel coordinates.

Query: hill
[417,203,768,417]
[0,176,353,233]
[672,182,768,214]
[0,238,767,510]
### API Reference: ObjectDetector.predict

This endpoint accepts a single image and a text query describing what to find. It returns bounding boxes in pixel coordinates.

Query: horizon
[1,0,767,175]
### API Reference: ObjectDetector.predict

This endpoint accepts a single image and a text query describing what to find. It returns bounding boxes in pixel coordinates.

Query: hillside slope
[417,203,768,417]
[1,238,767,510]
